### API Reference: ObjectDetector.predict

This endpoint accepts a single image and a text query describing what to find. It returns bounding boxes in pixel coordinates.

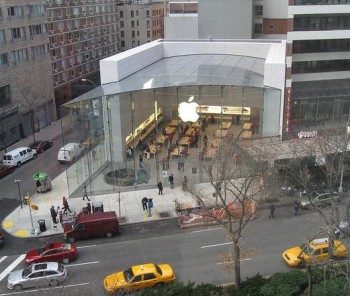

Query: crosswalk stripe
[0,256,8,264]
[0,254,25,282]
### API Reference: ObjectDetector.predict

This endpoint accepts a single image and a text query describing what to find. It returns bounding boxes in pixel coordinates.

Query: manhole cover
[158,211,170,218]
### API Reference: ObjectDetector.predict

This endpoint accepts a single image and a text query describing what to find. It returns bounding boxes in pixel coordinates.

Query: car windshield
[22,267,32,277]
[155,264,162,275]
[123,268,135,282]
[38,246,46,255]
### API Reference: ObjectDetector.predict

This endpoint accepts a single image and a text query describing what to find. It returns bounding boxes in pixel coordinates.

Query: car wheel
[50,279,58,287]
[33,154,37,159]
[13,285,23,291]
[48,187,52,191]
[63,257,70,264]
[106,232,113,238]
[50,142,53,147]
[17,161,21,167]
[68,237,75,243]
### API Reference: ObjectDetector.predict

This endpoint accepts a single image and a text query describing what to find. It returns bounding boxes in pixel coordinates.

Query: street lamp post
[15,179,23,209]
[81,78,97,88]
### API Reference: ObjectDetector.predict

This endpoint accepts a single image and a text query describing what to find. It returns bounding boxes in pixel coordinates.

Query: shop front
[61,39,286,197]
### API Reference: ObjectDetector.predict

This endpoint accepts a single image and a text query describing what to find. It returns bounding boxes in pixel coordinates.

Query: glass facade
[61,85,276,197]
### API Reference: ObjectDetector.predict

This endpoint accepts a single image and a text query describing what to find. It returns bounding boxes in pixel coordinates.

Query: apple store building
[61,39,286,197]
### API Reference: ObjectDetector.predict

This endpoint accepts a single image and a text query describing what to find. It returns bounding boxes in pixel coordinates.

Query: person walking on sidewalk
[294,200,300,215]
[56,206,62,224]
[50,206,58,224]
[169,174,175,189]
[63,196,72,214]
[269,204,275,218]
[82,186,90,201]
[142,197,148,210]
[157,181,163,195]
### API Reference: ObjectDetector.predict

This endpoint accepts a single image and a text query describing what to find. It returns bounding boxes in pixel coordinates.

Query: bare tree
[276,128,350,295]
[187,139,274,291]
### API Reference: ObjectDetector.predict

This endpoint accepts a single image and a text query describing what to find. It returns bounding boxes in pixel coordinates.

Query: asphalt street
[1,199,350,295]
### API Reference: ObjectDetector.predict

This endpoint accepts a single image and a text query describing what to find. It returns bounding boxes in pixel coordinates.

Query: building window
[11,49,27,63]
[136,10,138,16]
[137,31,139,36]
[147,31,150,38]
[255,5,263,16]
[0,53,7,68]
[119,11,123,18]
[29,24,43,35]
[0,30,5,44]
[121,31,124,38]
[132,31,135,38]
[132,40,135,47]
[121,40,125,47]
[137,20,139,26]
[131,10,134,18]
[0,85,11,107]
[146,10,149,18]
[147,20,150,28]
[120,21,124,28]
[7,6,22,17]
[131,20,134,28]
[10,27,24,40]
[254,23,262,34]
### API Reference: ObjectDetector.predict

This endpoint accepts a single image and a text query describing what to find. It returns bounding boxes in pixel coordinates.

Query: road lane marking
[66,261,99,267]
[191,227,222,233]
[77,244,97,249]
[0,256,8,264]
[201,242,232,249]
[0,282,90,295]
[0,254,25,282]
[217,257,252,265]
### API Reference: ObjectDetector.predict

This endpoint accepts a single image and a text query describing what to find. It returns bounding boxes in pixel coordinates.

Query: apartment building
[285,0,350,139]
[117,0,165,51]
[0,0,55,150]
[46,0,119,116]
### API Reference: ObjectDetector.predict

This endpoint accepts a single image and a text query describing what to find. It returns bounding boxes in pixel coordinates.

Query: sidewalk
[0,117,295,239]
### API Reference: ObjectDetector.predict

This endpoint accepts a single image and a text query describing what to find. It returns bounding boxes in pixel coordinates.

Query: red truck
[64,211,119,243]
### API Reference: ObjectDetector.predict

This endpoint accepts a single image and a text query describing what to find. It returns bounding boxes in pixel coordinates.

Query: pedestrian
[182,176,188,191]
[56,206,62,223]
[92,149,96,160]
[87,202,92,214]
[63,196,72,214]
[82,186,90,201]
[142,197,148,210]
[203,135,208,148]
[169,174,174,189]
[162,158,166,170]
[157,181,163,195]
[269,204,275,218]
[139,154,143,168]
[50,206,57,224]
[294,200,300,215]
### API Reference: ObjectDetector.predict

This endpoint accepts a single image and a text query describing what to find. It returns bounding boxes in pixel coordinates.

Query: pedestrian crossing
[0,254,26,283]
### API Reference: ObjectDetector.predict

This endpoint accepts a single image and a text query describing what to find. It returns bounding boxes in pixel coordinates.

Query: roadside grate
[158,211,170,218]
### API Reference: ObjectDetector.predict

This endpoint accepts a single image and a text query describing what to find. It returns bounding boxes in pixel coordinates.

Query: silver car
[299,190,339,209]
[7,262,67,291]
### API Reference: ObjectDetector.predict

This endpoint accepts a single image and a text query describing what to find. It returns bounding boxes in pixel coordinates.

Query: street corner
[2,220,30,238]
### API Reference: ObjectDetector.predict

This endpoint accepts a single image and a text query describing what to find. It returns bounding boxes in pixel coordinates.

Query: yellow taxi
[282,238,348,267]
[103,263,176,294]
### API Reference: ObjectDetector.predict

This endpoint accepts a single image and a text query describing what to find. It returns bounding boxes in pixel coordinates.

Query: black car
[29,141,53,153]
[0,165,14,178]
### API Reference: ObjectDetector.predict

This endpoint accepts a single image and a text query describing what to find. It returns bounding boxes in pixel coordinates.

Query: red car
[0,165,14,178]
[29,141,53,153]
[25,242,77,266]
[0,232,4,246]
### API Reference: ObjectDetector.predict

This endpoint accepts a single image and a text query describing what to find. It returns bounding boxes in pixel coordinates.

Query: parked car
[282,238,348,267]
[29,141,53,154]
[2,147,37,167]
[24,242,77,266]
[298,190,340,209]
[7,262,67,291]
[104,263,176,294]
[0,164,14,178]
[64,211,119,243]
[0,231,4,246]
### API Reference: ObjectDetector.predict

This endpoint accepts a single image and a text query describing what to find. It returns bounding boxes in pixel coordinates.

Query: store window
[0,85,11,107]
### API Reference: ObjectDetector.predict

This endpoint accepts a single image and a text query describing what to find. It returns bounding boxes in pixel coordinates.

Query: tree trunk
[233,241,241,291]
[306,265,312,296]
[31,110,36,143]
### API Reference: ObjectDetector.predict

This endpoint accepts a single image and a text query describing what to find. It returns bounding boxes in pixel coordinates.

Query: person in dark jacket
[142,197,148,210]
[169,174,174,189]
[269,204,275,218]
[50,206,57,224]
[157,181,163,195]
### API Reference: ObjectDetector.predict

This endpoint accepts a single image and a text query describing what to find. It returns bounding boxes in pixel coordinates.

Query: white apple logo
[178,96,199,122]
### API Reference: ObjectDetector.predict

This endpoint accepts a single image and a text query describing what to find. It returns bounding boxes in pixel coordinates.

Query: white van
[3,147,37,167]
[57,143,82,163]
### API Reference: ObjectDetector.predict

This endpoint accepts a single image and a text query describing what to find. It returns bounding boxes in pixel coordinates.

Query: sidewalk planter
[176,200,256,229]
